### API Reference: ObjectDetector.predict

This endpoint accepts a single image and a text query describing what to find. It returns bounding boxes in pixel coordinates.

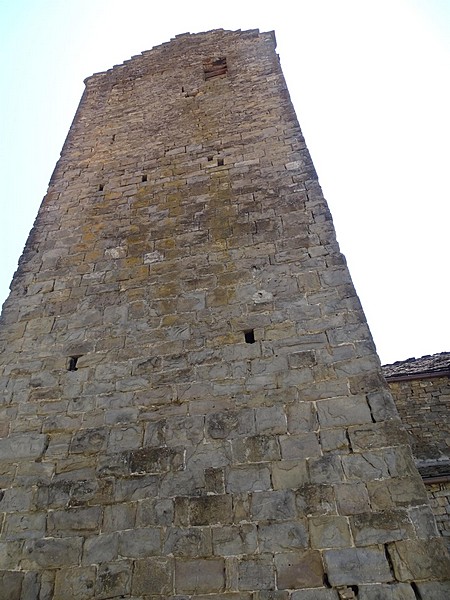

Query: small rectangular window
[204,57,227,81]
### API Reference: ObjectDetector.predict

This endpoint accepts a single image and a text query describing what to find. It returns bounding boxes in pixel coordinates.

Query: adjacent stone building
[0,29,449,599]
[383,352,450,552]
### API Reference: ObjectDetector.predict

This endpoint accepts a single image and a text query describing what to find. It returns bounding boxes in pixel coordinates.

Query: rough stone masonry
[0,29,449,600]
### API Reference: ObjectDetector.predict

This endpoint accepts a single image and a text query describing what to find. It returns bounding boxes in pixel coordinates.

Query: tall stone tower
[0,29,448,600]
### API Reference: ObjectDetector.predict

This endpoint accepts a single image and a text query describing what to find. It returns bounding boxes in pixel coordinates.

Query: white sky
[1,0,449,364]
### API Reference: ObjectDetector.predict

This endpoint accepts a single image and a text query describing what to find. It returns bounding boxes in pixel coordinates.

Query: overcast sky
[1,0,449,364]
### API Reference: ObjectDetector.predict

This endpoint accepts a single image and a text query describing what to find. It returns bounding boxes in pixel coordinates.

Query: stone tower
[0,29,448,600]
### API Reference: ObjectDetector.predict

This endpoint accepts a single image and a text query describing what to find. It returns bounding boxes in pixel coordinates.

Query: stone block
[212,525,257,555]
[358,583,416,600]
[188,495,233,526]
[287,402,317,433]
[0,487,33,512]
[54,566,96,600]
[320,429,349,452]
[136,497,173,527]
[163,527,212,557]
[47,506,102,535]
[0,433,47,461]
[128,446,184,474]
[275,551,324,589]
[255,405,287,434]
[20,571,40,600]
[291,590,339,600]
[279,433,321,459]
[0,571,23,600]
[334,482,371,514]
[323,547,392,586]
[316,396,372,428]
[0,541,22,570]
[3,513,46,540]
[205,467,225,494]
[238,555,275,590]
[103,502,136,532]
[164,415,205,446]
[95,561,132,599]
[309,515,352,548]
[251,490,296,521]
[367,477,428,510]
[288,350,317,369]
[366,390,400,422]
[175,558,225,594]
[350,511,413,546]
[407,505,439,539]
[206,410,254,440]
[82,533,119,564]
[415,581,450,599]
[309,455,344,484]
[227,465,271,493]
[22,537,83,569]
[387,538,450,581]
[347,422,408,451]
[232,435,280,463]
[296,483,336,516]
[341,452,389,481]
[255,593,290,600]
[272,459,309,490]
[69,428,108,455]
[132,557,174,596]
[118,527,161,557]
[258,521,308,552]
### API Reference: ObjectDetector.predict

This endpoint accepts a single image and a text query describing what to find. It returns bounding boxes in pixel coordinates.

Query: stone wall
[386,374,450,553]
[0,29,449,599]
[427,482,450,551]
[387,376,450,462]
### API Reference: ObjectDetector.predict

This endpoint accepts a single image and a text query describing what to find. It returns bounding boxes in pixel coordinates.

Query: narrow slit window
[217,158,224,167]
[142,174,147,182]
[203,57,227,81]
[68,356,81,371]
[244,329,255,344]
[98,184,104,192]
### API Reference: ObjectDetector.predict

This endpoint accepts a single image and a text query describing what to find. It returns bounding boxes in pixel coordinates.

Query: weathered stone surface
[309,516,352,548]
[212,525,257,555]
[258,521,309,552]
[132,557,174,596]
[118,527,161,557]
[0,28,447,598]
[272,460,309,490]
[0,433,47,461]
[0,571,23,600]
[358,583,416,600]
[227,465,271,493]
[334,482,371,514]
[296,484,336,516]
[188,495,233,526]
[274,551,324,589]
[251,490,296,521]
[232,435,281,463]
[350,511,414,545]
[163,527,212,557]
[22,537,83,569]
[323,547,392,586]
[387,538,450,581]
[53,566,96,600]
[414,581,450,599]
[291,590,339,600]
[175,558,225,594]
[238,555,275,590]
